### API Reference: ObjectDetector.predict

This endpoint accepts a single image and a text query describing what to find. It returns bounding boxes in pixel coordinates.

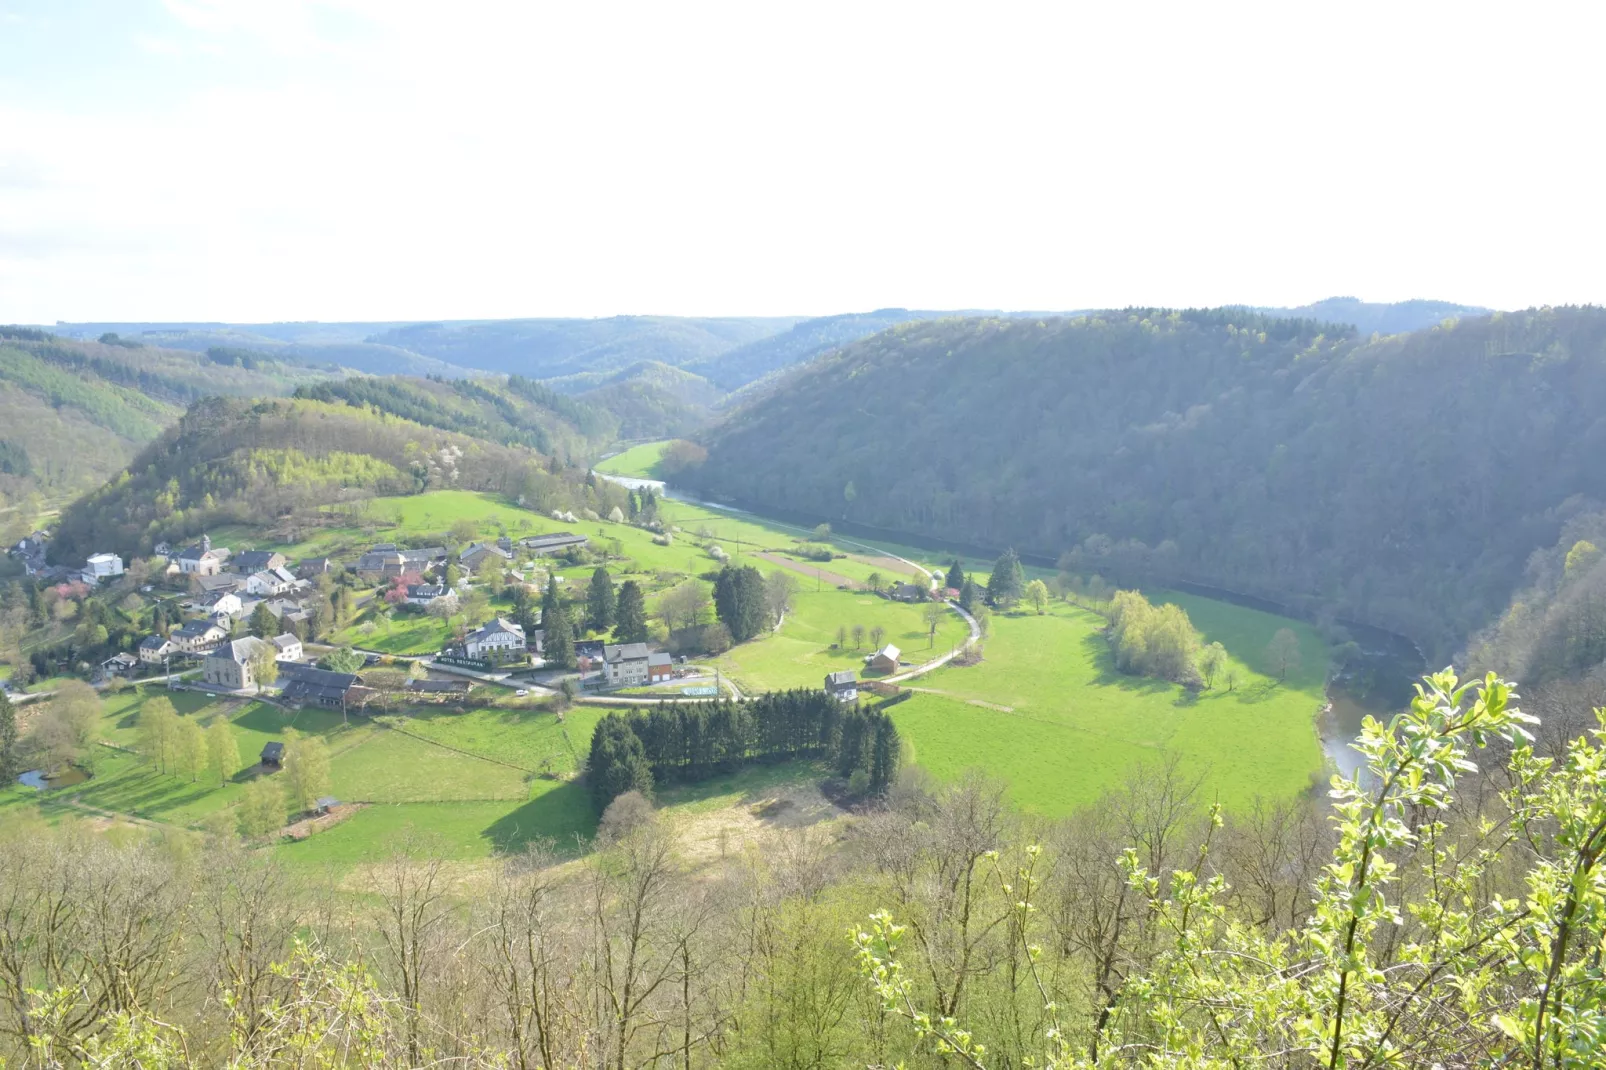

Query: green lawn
[391,705,603,772]
[595,441,671,478]
[892,596,1328,813]
[273,782,597,867]
[712,586,968,692]
[330,611,451,655]
[326,728,531,803]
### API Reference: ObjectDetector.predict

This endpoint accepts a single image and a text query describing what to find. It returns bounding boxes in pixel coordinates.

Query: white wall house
[463,618,527,661]
[81,553,124,583]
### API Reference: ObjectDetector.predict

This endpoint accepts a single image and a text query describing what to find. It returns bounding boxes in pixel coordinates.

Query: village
[4,507,924,725]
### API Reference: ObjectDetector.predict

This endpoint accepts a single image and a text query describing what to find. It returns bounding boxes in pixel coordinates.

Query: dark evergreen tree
[0,690,19,785]
[543,604,576,670]
[542,574,561,617]
[945,560,966,592]
[958,577,980,612]
[586,567,616,633]
[587,714,654,811]
[988,548,1025,607]
[713,565,768,642]
[869,713,901,794]
[614,580,649,643]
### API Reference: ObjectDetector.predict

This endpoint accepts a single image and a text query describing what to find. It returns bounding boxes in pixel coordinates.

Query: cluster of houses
[7,531,126,586]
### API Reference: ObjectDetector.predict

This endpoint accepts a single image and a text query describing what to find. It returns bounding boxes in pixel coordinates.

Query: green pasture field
[329,612,452,655]
[892,595,1328,814]
[712,586,969,693]
[595,441,672,478]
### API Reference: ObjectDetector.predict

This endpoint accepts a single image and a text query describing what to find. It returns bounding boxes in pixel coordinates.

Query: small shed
[260,741,285,767]
[314,796,338,815]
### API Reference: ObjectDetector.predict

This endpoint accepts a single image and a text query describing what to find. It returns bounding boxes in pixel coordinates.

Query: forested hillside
[52,323,471,378]
[685,307,1606,657]
[0,328,333,520]
[364,316,799,378]
[49,395,604,561]
[575,361,721,439]
[686,309,953,390]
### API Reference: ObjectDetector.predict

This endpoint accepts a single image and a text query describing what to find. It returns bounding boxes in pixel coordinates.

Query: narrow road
[884,599,982,684]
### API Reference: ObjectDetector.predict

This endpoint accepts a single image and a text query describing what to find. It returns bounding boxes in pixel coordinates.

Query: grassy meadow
[594,440,672,478]
[892,594,1328,814]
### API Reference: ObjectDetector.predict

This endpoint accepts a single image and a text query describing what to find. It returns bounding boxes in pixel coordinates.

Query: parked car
[515,689,529,697]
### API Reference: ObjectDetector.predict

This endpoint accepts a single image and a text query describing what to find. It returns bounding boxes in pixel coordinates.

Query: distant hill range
[50,299,1490,392]
[1245,297,1493,336]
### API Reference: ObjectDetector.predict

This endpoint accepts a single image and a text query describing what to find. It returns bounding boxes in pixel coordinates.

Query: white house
[171,619,228,654]
[463,617,527,662]
[602,642,652,687]
[271,633,304,662]
[199,590,244,620]
[406,583,455,608]
[81,553,124,583]
[138,634,177,665]
[245,568,296,597]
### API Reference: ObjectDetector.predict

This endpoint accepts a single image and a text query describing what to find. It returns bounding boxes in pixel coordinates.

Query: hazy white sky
[2,0,1603,323]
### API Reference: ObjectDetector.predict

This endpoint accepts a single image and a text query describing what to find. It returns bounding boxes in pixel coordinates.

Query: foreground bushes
[4,670,1604,1067]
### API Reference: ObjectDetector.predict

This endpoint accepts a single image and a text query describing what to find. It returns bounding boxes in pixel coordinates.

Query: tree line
[587,689,900,810]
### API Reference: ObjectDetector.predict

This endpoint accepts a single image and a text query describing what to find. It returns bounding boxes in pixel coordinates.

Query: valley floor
[4,481,1330,871]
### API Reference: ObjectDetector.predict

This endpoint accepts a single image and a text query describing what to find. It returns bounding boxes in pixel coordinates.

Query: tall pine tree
[0,690,18,784]
[586,567,616,633]
[543,604,576,669]
[614,581,649,643]
[987,547,1026,607]
[944,560,966,592]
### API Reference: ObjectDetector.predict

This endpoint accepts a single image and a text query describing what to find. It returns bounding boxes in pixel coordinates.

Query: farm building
[825,669,859,702]
[865,644,901,673]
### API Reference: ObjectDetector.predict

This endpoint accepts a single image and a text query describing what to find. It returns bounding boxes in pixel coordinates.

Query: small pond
[16,767,90,790]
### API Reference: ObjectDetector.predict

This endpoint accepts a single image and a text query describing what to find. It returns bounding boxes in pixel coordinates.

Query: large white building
[463,618,527,662]
[81,553,124,583]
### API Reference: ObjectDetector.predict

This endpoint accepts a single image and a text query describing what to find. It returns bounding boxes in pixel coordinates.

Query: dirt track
[751,552,860,589]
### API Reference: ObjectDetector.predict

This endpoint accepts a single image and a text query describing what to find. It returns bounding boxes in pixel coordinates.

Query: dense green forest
[48,396,608,561]
[685,306,1606,659]
[364,315,799,378]
[0,331,334,520]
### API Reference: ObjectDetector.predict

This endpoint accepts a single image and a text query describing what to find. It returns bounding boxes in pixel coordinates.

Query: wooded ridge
[684,306,1606,660]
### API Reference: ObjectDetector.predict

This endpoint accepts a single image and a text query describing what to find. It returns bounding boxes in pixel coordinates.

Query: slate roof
[825,669,858,690]
[603,642,650,664]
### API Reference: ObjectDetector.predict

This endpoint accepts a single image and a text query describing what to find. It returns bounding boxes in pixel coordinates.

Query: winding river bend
[597,469,1425,784]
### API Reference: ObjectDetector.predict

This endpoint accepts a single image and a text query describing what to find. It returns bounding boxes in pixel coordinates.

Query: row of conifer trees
[587,689,900,810]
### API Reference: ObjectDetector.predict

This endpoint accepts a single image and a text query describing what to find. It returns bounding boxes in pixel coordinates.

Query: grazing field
[11,481,1334,869]
[712,586,968,692]
[892,595,1328,813]
[595,440,671,478]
